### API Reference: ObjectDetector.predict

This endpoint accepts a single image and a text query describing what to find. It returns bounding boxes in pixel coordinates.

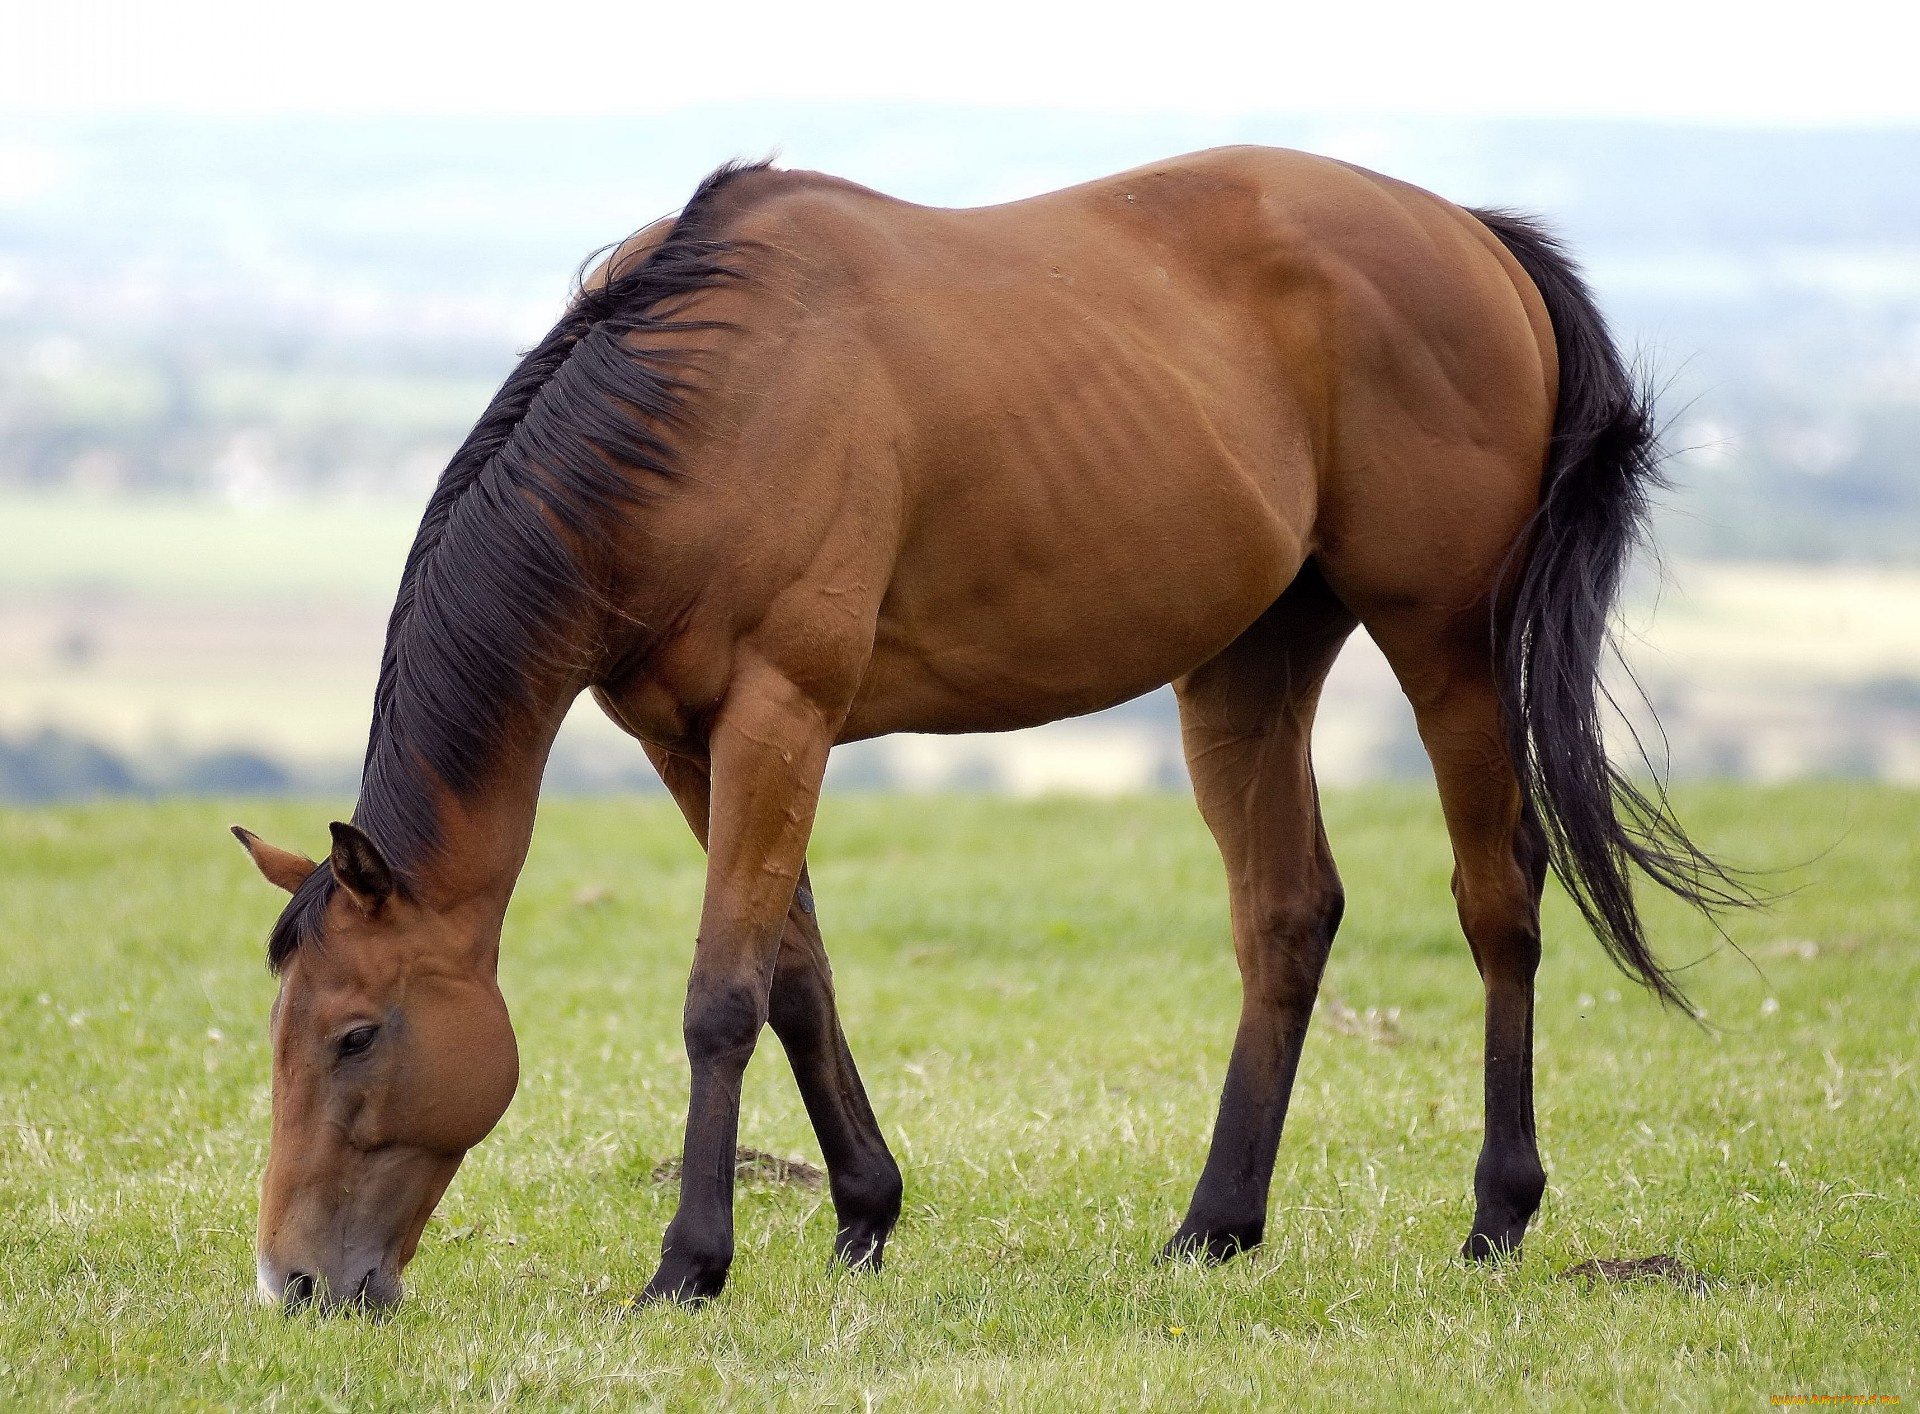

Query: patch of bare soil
[1560,1255,1710,1293]
[650,1146,825,1191]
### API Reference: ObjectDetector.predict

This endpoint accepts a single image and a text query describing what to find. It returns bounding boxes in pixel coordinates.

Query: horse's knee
[768,940,837,1052]
[683,981,765,1067]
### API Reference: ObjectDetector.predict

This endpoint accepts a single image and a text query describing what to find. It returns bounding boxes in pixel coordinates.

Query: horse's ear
[231,826,318,894]
[328,822,395,914]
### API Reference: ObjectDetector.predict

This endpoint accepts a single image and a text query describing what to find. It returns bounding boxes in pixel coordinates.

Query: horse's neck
[366,504,611,922]
[387,694,576,924]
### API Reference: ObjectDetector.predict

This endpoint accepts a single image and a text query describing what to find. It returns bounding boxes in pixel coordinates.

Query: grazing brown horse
[233,147,1740,1312]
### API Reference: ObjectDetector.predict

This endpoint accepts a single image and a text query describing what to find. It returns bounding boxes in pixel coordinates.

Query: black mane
[267,160,766,972]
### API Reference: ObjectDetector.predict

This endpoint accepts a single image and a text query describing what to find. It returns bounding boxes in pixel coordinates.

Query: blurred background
[3,0,1917,801]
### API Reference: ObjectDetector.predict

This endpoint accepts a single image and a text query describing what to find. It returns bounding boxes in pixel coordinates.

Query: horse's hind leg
[1362,609,1550,1259]
[644,745,903,1271]
[1165,565,1356,1262]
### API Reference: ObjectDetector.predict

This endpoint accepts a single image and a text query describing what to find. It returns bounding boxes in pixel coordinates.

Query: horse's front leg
[642,663,837,1305]
[767,865,904,1268]
[642,744,903,1273]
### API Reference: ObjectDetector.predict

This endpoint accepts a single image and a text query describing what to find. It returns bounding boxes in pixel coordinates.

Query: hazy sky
[3,0,1916,125]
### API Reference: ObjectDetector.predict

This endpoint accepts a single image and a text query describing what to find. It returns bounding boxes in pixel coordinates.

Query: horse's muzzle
[258,1254,402,1315]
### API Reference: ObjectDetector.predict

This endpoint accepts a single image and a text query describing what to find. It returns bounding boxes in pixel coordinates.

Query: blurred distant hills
[2,107,1918,561]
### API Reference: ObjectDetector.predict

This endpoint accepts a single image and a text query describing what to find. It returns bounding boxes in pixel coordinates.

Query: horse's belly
[842,426,1310,740]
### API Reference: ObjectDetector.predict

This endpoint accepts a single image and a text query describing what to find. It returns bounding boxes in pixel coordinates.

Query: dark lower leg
[1165,992,1321,1260]
[1463,972,1546,1259]
[645,979,768,1304]
[767,871,902,1268]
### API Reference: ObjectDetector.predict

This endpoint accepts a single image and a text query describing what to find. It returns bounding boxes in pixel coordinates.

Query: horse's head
[232,822,518,1313]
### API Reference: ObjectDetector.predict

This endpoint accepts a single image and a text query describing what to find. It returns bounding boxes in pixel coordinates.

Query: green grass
[0,785,1913,1409]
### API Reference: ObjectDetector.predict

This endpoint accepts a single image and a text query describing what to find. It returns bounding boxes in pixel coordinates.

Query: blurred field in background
[2,109,1918,797]
[4,491,1918,797]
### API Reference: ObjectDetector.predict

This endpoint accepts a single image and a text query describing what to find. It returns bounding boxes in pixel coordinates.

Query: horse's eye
[338,1025,379,1059]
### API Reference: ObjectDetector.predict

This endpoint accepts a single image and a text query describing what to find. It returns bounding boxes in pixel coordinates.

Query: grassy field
[0,785,1913,1409]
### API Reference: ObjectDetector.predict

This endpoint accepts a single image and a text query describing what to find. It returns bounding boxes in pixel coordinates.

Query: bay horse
[232,147,1740,1312]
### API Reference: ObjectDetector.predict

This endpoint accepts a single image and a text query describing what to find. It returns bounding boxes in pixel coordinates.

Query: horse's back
[649,150,1556,739]
[723,144,1554,531]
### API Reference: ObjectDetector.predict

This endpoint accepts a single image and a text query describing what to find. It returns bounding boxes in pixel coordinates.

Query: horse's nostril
[283,1271,317,1312]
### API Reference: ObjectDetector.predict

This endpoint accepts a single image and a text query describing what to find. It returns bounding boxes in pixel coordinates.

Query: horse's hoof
[1460,1228,1525,1264]
[833,1226,889,1272]
[635,1257,729,1307]
[1158,1225,1259,1266]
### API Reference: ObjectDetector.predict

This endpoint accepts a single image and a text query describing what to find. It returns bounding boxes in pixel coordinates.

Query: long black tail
[1471,208,1753,1011]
